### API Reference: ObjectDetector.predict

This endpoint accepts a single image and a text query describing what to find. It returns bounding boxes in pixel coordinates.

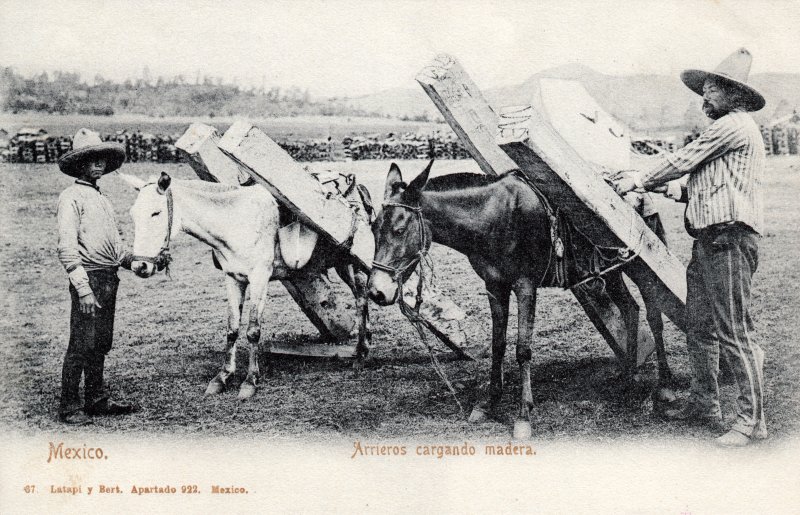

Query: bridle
[131,186,173,275]
[371,201,431,284]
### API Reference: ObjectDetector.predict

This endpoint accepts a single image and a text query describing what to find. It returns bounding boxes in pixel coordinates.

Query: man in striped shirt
[613,48,767,447]
[56,129,138,425]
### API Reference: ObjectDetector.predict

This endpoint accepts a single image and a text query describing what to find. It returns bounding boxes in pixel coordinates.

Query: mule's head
[122,172,176,278]
[368,160,433,306]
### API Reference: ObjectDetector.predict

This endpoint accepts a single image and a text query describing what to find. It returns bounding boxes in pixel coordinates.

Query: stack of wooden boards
[417,54,687,366]
[176,123,358,357]
[177,122,469,358]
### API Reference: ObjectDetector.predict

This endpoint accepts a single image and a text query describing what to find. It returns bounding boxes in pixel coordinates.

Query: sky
[1,0,798,98]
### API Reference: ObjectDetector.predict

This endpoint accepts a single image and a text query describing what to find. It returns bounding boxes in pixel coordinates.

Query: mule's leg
[512,278,537,439]
[206,276,246,396]
[469,284,510,423]
[643,298,673,385]
[604,272,641,382]
[643,295,678,407]
[641,213,677,406]
[336,264,372,370]
[238,265,273,401]
[353,269,372,368]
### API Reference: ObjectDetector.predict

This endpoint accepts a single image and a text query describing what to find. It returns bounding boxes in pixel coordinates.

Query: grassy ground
[1,156,798,444]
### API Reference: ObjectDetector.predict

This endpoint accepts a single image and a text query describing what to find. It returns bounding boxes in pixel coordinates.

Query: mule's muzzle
[132,261,155,278]
[368,271,399,306]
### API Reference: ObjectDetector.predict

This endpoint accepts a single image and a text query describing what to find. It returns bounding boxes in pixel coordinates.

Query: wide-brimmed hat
[680,48,765,112]
[58,128,126,177]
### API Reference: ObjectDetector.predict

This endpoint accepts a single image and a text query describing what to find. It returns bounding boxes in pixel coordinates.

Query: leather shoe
[715,429,752,447]
[86,399,138,416]
[59,411,93,425]
[660,402,723,428]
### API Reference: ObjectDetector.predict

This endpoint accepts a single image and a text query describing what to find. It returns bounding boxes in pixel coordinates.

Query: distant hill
[336,87,432,121]
[339,63,800,132]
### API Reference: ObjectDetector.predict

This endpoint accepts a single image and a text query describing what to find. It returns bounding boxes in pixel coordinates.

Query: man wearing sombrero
[613,48,767,447]
[56,128,138,425]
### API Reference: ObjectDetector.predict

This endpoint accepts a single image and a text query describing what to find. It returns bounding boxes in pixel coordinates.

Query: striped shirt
[637,111,765,234]
[57,180,131,297]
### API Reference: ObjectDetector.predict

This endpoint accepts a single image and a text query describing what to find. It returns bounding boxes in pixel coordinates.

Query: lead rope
[380,202,464,415]
[397,255,464,416]
[162,187,173,278]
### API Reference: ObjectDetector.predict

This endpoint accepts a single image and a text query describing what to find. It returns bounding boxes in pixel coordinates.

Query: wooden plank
[218,121,374,270]
[416,54,656,365]
[533,79,631,170]
[282,272,356,341]
[497,105,687,329]
[416,54,518,177]
[175,123,250,184]
[268,342,358,359]
[573,286,656,366]
[175,123,357,345]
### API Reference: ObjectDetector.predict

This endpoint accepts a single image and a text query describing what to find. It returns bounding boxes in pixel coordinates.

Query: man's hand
[120,253,133,270]
[650,184,668,194]
[604,170,642,196]
[79,292,102,316]
[154,251,171,272]
[610,174,639,196]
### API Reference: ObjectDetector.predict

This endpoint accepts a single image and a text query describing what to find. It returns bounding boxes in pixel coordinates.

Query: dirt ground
[1,156,799,444]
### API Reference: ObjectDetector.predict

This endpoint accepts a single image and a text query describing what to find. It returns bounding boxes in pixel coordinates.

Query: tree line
[0,66,385,118]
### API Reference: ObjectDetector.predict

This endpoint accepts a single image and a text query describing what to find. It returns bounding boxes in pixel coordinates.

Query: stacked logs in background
[2,124,797,164]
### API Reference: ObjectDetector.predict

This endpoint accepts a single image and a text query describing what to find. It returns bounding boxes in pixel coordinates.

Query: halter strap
[131,186,173,273]
[371,201,430,282]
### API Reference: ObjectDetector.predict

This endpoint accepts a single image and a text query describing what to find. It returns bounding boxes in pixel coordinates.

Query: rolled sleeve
[68,267,93,297]
[665,180,688,203]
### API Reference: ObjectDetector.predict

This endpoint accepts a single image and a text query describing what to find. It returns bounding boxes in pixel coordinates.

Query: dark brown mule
[368,161,674,438]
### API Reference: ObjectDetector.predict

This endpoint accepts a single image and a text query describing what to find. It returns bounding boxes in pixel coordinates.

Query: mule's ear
[118,173,146,191]
[157,172,171,194]
[384,163,404,200]
[406,159,433,201]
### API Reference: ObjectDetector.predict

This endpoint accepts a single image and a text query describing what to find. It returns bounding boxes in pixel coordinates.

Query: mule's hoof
[204,379,225,396]
[237,383,256,401]
[653,387,678,405]
[352,360,365,375]
[468,407,487,424]
[513,420,533,440]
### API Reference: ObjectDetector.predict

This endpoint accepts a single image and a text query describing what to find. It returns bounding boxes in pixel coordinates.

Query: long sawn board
[218,121,374,270]
[496,108,687,330]
[175,123,358,356]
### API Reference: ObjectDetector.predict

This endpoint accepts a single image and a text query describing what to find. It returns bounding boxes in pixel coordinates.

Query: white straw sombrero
[58,128,126,177]
[680,47,765,112]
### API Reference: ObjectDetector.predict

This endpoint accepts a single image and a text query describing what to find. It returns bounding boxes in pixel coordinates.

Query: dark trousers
[685,224,767,438]
[59,269,119,415]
